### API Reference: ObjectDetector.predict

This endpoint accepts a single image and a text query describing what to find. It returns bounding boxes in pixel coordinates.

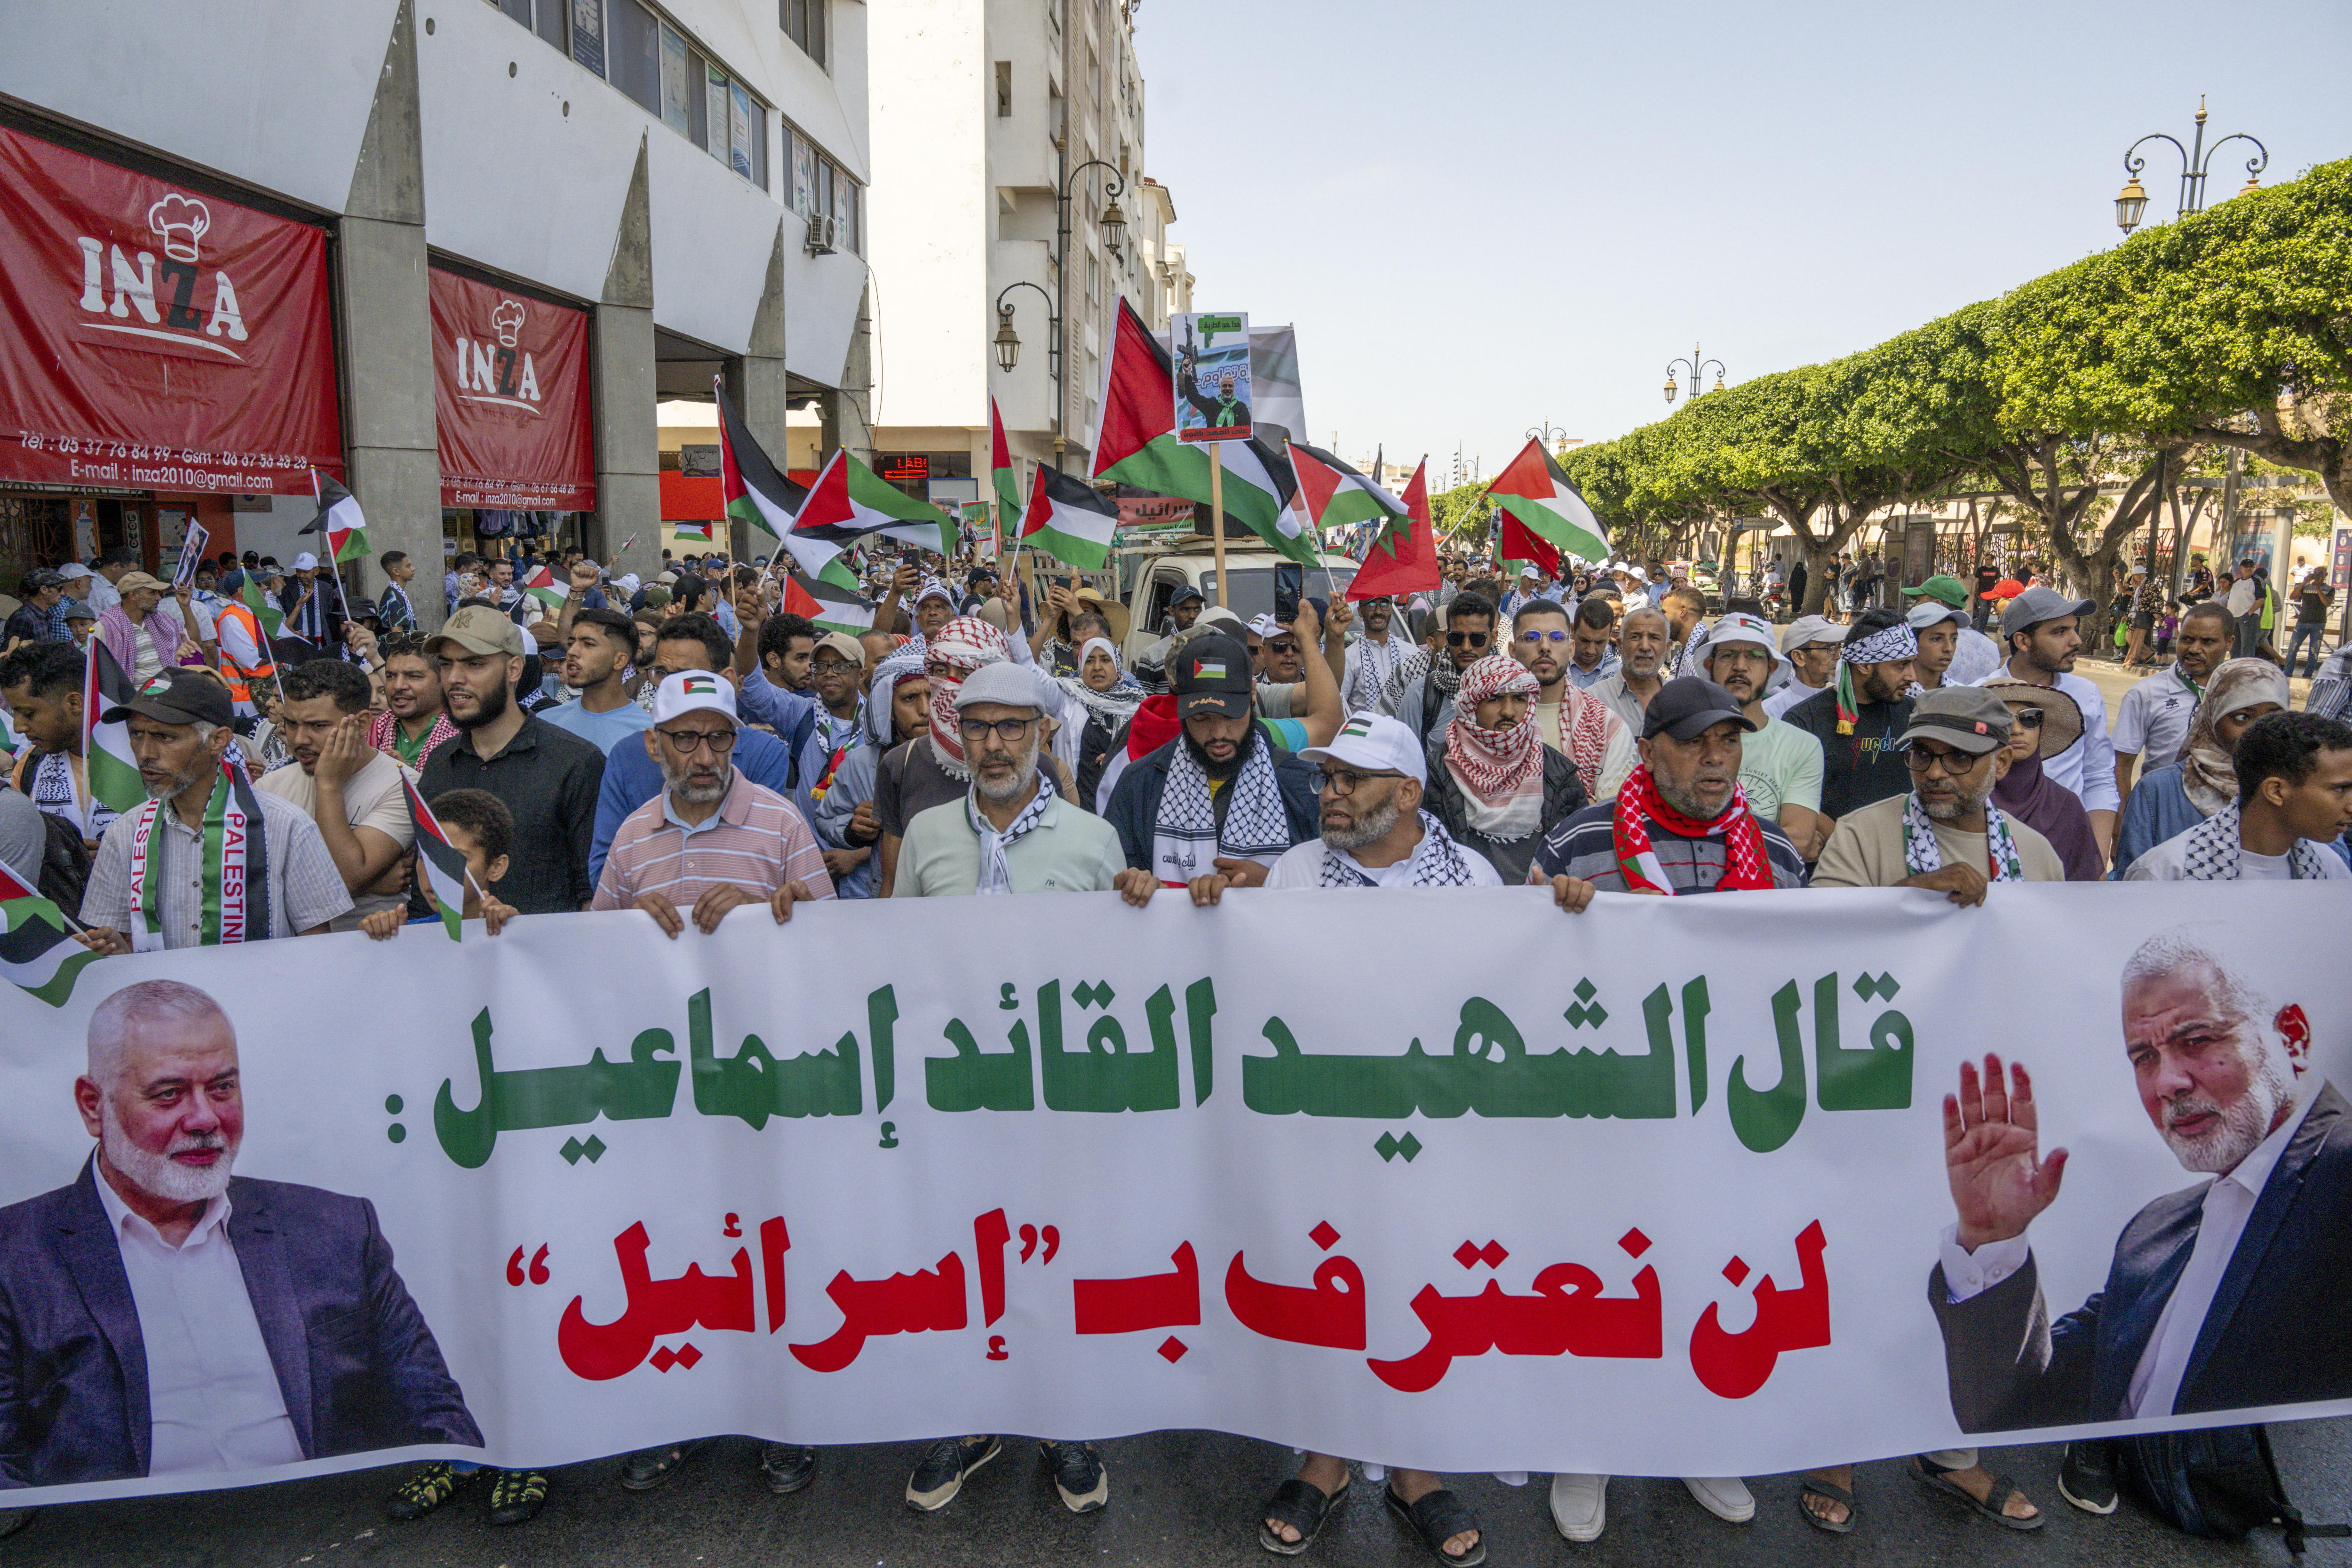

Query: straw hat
[1982,679,2083,759]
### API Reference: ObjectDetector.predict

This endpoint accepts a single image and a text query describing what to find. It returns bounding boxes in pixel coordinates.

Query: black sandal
[1385,1485,1486,1566]
[1911,1457,2042,1530]
[1798,1475,1856,1534]
[1259,1475,1349,1556]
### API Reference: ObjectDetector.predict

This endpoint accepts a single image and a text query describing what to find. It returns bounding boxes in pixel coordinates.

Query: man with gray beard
[0,979,480,1492]
[1931,925,2352,1518]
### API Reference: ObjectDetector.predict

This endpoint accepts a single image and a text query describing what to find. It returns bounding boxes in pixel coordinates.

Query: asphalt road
[10,1420,2352,1568]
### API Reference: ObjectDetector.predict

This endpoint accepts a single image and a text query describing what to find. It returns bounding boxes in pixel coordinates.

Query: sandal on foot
[387,1460,469,1521]
[1385,1485,1486,1567]
[1798,1476,1857,1534]
[1259,1475,1348,1556]
[487,1469,548,1526]
[1910,1458,2042,1531]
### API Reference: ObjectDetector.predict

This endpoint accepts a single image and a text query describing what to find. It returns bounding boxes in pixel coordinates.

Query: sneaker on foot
[759,1443,818,1495]
[906,1435,1001,1512]
[487,1469,548,1526]
[387,1461,467,1521]
[1683,1475,1756,1523]
[2058,1441,2118,1515]
[1549,1473,1608,1542]
[1044,1441,1109,1513]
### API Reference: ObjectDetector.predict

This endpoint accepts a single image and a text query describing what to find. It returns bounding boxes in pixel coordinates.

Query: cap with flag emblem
[652,670,740,726]
[1170,633,1255,720]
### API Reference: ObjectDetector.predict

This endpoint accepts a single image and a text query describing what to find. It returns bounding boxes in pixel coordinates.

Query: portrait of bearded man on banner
[0,979,481,1488]
[1930,924,2352,1433]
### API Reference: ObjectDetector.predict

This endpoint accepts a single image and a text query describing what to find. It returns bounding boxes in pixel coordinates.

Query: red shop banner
[430,266,595,511]
[0,125,342,496]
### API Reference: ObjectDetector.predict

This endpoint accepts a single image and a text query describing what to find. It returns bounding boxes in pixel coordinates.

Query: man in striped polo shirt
[591,671,832,937]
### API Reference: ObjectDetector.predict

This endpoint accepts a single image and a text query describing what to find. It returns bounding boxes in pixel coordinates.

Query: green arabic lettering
[928,1003,1036,1112]
[1727,981,1810,1153]
[432,1007,681,1168]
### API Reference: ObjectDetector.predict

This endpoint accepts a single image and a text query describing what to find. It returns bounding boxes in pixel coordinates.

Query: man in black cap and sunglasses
[1376,591,1499,747]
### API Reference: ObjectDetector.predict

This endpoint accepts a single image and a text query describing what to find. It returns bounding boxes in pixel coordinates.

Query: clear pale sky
[1138,0,2352,481]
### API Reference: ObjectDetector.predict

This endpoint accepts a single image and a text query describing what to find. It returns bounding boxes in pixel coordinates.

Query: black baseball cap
[1642,677,1759,742]
[100,667,233,730]
[1171,633,1254,721]
[1169,585,1204,608]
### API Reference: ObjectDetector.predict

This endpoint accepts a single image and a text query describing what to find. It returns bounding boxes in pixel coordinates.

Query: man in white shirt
[2225,555,2264,660]
[258,658,418,930]
[2125,710,2352,882]
[1930,925,2352,1514]
[1340,595,1415,712]
[2112,603,2232,798]
[0,979,480,1488]
[1971,587,2121,859]
[1761,616,1840,720]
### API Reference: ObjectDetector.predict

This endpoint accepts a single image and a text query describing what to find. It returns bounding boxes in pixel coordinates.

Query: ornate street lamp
[2114,96,2267,235]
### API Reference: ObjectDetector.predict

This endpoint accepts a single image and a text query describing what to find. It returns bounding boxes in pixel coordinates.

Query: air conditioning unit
[804,212,838,255]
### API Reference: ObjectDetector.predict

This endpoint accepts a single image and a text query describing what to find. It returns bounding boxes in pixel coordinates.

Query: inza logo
[452,298,543,415]
[72,191,250,360]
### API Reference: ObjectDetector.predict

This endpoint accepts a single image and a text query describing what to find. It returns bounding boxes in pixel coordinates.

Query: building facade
[866,0,1192,526]
[0,0,871,621]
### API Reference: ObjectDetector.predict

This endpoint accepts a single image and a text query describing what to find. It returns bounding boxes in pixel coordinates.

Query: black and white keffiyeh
[1841,622,1918,667]
[1149,724,1291,885]
[1319,810,1484,887]
[2177,802,2332,882]
[1378,646,1463,716]
[967,774,1055,895]
[1902,792,2025,883]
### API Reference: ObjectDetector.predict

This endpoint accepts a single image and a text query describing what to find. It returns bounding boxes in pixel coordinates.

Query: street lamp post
[1526,422,1574,460]
[1662,343,1726,406]
[991,151,1128,473]
[2114,96,2267,234]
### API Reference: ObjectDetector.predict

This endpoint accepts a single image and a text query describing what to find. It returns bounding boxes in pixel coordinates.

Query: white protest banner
[2,882,2346,1504]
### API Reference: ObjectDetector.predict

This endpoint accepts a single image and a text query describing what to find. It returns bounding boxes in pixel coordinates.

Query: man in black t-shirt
[1972,562,2000,630]
[1784,608,1918,838]
[2287,570,2335,679]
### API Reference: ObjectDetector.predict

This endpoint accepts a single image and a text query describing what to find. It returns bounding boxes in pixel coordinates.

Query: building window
[659,24,692,135]
[782,0,826,66]
[792,131,818,216]
[609,0,660,113]
[995,61,1012,116]
[570,0,604,74]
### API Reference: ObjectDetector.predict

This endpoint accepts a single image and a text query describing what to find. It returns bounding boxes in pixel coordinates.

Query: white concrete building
[0,0,872,612]
[866,0,1193,523]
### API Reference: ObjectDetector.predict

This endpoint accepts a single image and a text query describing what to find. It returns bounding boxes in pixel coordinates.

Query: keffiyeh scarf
[1380,645,1465,715]
[2177,801,2331,881]
[923,617,1011,780]
[1834,622,1918,735]
[1611,764,1772,895]
[968,774,1056,895]
[1053,637,1146,727]
[1902,791,2025,882]
[866,649,928,748]
[1443,654,1545,842]
[1320,810,1483,887]
[125,759,273,949]
[1150,723,1291,886]
[2179,658,2292,816]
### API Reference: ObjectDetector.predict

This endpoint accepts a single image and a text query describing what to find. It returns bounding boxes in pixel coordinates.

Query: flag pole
[1208,442,1228,609]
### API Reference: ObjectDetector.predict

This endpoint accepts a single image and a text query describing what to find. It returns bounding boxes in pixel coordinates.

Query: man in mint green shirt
[1699,612,1826,860]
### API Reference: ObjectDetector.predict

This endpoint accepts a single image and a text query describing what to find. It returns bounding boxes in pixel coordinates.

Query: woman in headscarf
[1061,637,1148,807]
[1984,681,2103,881]
[2109,657,2300,877]
[812,649,929,898]
[1420,653,1588,883]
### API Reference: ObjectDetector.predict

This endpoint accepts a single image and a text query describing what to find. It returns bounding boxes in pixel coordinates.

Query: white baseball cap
[1247,613,1283,638]
[291,551,318,571]
[1300,711,1428,787]
[651,669,739,725]
[1697,612,1789,678]
[56,563,90,581]
[1906,600,1967,631]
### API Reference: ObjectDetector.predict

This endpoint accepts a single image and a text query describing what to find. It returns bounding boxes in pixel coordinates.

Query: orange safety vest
[213,598,276,703]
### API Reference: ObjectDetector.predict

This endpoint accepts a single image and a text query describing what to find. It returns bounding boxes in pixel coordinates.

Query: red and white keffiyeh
[1611,763,1774,895]
[924,616,1010,775]
[1443,653,1545,840]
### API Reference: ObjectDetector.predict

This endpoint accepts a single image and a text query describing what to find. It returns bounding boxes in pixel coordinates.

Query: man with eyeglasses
[1376,592,1499,748]
[1510,599,1636,802]
[1565,596,1621,689]
[1761,616,1841,720]
[1588,604,1670,733]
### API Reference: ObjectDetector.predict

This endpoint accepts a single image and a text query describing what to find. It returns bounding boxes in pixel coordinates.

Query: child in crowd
[361,788,519,939]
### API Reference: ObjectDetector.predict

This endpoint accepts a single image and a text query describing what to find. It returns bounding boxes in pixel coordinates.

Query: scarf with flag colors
[794,449,958,562]
[717,375,810,555]
[82,641,147,818]
[0,858,95,1008]
[1488,438,1609,566]
[990,395,1023,545]
[1345,456,1441,601]
[1089,299,1313,565]
[403,776,473,939]
[1020,462,1120,570]
[1609,764,1772,896]
[125,757,274,948]
[302,469,372,565]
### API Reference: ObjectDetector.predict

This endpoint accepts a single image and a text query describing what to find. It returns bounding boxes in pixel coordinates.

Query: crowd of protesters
[1,529,2349,1561]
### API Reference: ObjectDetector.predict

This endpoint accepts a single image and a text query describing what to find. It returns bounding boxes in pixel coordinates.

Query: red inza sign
[0,125,344,495]
[430,266,596,511]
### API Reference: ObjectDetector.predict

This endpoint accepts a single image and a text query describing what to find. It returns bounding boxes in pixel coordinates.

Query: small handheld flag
[403,778,478,940]
[0,859,95,1008]
[1019,463,1120,571]
[300,470,373,566]
[82,642,146,817]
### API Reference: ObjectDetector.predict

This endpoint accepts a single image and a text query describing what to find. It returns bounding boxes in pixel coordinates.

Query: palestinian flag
[781,565,878,636]
[1020,462,1120,570]
[989,395,1023,545]
[404,777,473,940]
[672,520,716,546]
[1487,438,1608,565]
[717,376,810,553]
[1290,442,1407,541]
[1089,299,1312,565]
[301,470,371,565]
[1092,694,1185,818]
[83,642,146,817]
[793,450,957,564]
[0,859,96,1007]
[238,577,285,637]
[1349,456,1441,600]
[520,563,568,614]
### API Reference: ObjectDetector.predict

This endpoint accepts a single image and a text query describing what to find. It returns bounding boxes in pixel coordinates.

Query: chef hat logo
[490,299,527,348]
[146,193,211,264]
